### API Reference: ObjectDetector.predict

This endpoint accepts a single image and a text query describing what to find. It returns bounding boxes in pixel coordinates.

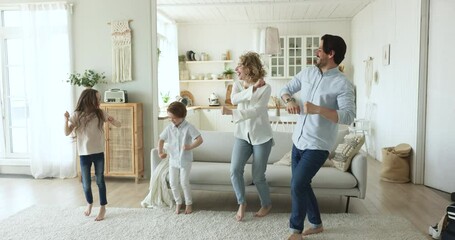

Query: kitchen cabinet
[103,103,143,183]
[270,35,320,79]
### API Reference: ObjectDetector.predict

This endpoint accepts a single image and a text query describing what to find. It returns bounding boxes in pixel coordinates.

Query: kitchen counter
[158,105,285,119]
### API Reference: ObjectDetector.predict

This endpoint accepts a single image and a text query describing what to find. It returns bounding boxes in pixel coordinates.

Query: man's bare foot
[235,204,247,221]
[84,204,93,216]
[287,233,302,240]
[302,226,323,236]
[95,206,106,221]
[254,205,272,217]
[184,204,193,214]
[175,204,182,214]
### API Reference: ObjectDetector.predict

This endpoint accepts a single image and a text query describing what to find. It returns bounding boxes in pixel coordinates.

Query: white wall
[73,0,155,179]
[177,21,351,106]
[1,0,156,178]
[351,0,421,174]
[424,0,455,193]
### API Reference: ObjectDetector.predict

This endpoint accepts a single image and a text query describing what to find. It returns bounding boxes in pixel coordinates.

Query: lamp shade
[259,27,280,55]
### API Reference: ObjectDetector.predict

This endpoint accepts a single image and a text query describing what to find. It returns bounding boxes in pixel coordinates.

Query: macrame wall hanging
[110,19,132,82]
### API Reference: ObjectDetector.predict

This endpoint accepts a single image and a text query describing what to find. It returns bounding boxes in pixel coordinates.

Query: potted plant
[160,91,170,104]
[66,69,107,88]
[223,68,235,79]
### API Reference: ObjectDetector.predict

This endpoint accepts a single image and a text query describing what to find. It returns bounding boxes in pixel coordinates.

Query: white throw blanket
[141,158,174,208]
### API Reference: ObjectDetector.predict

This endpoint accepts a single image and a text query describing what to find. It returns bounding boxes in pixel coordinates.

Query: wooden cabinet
[102,103,143,183]
[270,35,320,79]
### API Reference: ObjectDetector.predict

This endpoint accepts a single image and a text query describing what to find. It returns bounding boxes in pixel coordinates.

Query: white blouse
[231,80,273,145]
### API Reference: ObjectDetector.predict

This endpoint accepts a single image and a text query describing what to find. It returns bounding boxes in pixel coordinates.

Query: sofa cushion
[193,131,236,163]
[194,131,294,163]
[268,131,293,163]
[265,165,358,189]
[332,133,365,172]
[190,162,253,186]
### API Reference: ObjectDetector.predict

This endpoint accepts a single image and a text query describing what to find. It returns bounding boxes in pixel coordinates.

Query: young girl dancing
[64,88,120,221]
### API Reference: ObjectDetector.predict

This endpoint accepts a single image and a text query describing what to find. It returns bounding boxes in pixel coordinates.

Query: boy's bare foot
[84,204,93,216]
[95,206,106,221]
[235,204,247,221]
[287,233,302,240]
[254,205,272,217]
[302,226,323,236]
[175,204,182,214]
[184,204,193,214]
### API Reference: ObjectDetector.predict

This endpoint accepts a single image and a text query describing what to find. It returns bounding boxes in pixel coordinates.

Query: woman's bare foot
[254,205,272,217]
[184,205,193,214]
[95,206,106,221]
[287,233,302,240]
[302,226,323,236]
[175,204,182,214]
[235,204,247,221]
[84,204,93,216]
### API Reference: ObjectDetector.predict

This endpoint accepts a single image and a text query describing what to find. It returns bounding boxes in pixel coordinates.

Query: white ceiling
[157,0,375,24]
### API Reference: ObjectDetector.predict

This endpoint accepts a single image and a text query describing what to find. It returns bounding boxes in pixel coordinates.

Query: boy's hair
[238,51,266,83]
[74,88,105,131]
[321,34,347,65]
[167,101,187,118]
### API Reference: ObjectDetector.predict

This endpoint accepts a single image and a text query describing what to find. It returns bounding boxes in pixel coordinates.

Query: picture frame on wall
[383,44,390,66]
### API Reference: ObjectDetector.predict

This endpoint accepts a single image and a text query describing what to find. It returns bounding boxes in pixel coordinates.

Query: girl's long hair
[74,89,105,132]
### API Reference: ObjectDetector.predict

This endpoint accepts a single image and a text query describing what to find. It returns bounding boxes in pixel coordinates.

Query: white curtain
[21,3,75,178]
[157,15,179,107]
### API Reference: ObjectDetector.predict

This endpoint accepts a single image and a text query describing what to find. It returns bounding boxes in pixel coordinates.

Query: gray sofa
[151,128,367,212]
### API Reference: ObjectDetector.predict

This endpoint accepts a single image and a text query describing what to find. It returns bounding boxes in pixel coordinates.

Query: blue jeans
[80,152,107,206]
[289,145,328,233]
[230,137,273,207]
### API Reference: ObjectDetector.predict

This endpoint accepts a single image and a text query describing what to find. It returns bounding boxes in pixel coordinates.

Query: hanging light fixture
[259,27,280,55]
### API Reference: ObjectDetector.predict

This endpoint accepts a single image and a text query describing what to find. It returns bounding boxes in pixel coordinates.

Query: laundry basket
[380,143,412,183]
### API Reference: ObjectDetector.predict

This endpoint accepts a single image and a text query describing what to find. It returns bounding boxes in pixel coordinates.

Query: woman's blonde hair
[238,51,266,82]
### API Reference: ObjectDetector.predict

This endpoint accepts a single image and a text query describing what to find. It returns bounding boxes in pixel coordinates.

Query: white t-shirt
[159,120,201,168]
[69,110,109,156]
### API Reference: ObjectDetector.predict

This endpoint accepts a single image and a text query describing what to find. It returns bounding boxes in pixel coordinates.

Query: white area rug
[0,206,427,240]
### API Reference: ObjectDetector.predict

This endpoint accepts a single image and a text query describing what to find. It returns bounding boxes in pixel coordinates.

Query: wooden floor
[0,157,451,238]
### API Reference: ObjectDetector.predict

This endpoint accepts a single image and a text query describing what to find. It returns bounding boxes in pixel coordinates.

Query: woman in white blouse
[221,51,274,221]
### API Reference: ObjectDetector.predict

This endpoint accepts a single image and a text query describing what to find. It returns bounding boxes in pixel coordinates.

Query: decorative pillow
[274,150,334,167]
[332,134,365,172]
[274,151,292,166]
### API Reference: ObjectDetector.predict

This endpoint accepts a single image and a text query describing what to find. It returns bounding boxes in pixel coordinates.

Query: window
[0,9,28,160]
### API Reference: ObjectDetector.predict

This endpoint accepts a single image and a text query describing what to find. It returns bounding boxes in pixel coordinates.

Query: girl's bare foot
[95,206,106,221]
[287,233,302,240]
[302,226,323,236]
[254,205,272,217]
[184,204,193,214]
[235,204,247,221]
[175,204,182,214]
[84,204,93,216]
